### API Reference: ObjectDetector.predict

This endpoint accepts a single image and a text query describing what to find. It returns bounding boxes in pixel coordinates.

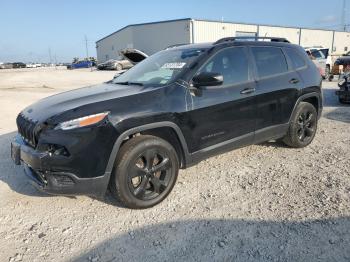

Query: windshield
[310,50,325,59]
[113,48,207,87]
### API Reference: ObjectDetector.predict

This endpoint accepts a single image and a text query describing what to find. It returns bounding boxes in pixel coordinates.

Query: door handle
[240,87,256,94]
[289,78,299,84]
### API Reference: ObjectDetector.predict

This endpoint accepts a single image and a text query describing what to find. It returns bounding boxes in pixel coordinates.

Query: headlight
[55,112,109,130]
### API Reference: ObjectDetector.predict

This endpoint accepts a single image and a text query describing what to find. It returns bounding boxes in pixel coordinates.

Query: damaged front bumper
[11,135,109,198]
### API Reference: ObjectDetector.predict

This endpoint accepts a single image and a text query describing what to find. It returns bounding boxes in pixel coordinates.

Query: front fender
[99,121,191,196]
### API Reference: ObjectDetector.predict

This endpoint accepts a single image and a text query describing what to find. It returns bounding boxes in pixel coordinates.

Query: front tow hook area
[11,141,21,165]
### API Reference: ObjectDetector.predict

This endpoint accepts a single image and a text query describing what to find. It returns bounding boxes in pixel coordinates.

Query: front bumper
[335,90,350,102]
[11,136,109,198]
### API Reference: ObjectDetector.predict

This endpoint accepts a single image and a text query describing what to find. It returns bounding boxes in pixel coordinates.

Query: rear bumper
[11,136,108,198]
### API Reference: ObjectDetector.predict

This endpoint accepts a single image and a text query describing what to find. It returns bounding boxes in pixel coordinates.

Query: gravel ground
[0,68,349,262]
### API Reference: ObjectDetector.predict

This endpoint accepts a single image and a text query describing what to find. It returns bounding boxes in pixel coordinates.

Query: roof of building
[96,18,350,43]
[96,18,192,43]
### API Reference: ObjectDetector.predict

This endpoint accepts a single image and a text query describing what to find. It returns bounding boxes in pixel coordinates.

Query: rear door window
[284,48,307,69]
[251,47,289,78]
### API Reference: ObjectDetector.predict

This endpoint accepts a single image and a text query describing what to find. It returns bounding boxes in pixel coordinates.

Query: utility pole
[84,35,92,71]
[84,35,89,59]
[341,0,347,31]
[54,54,57,69]
[48,47,52,65]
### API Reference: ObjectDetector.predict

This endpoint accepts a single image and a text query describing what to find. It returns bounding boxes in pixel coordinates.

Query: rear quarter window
[284,48,307,69]
[251,47,288,78]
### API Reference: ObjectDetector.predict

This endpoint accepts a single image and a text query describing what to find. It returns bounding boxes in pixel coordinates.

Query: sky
[0,0,348,63]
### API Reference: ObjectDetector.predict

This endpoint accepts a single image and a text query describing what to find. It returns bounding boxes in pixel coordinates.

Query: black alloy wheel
[296,110,316,143]
[128,148,172,201]
[109,135,179,209]
[283,102,318,148]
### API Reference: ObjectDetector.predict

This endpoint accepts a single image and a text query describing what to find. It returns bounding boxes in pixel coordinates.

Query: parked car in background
[334,51,350,67]
[336,71,350,103]
[67,60,94,69]
[0,63,14,69]
[26,63,38,68]
[98,48,148,71]
[12,62,26,68]
[305,47,328,80]
[97,59,129,71]
[324,51,350,81]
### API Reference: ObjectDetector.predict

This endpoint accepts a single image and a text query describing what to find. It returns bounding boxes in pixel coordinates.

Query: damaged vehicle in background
[97,59,129,71]
[0,63,14,69]
[305,47,329,80]
[334,51,350,70]
[335,53,350,104]
[97,48,148,71]
[324,49,350,81]
[336,72,350,103]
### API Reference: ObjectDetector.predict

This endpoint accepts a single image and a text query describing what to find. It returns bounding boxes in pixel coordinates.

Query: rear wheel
[283,102,318,148]
[109,135,179,209]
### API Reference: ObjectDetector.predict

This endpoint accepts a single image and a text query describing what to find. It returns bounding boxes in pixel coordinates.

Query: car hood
[21,83,148,124]
[120,48,148,64]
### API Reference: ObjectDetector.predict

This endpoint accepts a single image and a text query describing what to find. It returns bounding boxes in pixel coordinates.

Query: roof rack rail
[165,43,188,50]
[214,36,290,45]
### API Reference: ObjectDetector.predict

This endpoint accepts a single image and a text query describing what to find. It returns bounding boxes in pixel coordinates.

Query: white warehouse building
[96,18,350,63]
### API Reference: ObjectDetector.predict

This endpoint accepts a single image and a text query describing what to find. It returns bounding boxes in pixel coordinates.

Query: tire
[109,135,179,209]
[116,63,123,71]
[325,65,333,81]
[339,97,347,104]
[283,102,318,148]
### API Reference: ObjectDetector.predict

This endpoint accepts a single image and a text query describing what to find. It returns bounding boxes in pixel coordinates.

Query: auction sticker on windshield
[161,62,186,69]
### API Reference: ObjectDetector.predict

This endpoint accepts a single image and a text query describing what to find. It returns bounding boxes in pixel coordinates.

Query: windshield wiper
[115,81,143,86]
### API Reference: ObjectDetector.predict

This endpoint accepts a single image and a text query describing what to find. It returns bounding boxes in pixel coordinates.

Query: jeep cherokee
[11,36,323,209]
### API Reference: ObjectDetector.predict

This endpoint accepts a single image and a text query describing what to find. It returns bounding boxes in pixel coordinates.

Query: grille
[16,113,39,148]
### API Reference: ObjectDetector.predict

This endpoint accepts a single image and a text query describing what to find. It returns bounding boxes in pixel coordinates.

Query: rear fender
[289,92,322,122]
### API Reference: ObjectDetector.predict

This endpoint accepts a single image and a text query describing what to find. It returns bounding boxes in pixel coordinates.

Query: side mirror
[192,72,223,88]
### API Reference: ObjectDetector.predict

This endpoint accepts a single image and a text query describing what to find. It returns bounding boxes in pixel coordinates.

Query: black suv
[11,37,322,209]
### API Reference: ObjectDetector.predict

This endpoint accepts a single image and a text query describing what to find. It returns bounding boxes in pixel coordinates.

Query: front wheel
[283,102,318,148]
[116,63,123,71]
[109,135,179,209]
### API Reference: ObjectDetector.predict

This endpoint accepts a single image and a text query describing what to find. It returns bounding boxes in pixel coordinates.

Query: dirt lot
[0,67,349,262]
